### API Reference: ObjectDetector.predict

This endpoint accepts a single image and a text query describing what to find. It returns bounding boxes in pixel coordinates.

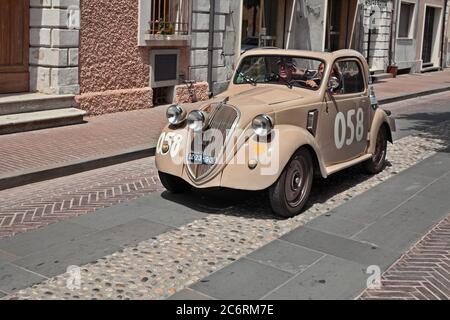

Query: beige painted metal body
[156,49,396,191]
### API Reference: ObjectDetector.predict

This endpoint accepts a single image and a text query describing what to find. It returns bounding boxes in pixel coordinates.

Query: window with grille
[150,0,190,35]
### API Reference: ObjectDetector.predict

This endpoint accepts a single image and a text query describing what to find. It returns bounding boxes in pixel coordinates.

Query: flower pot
[387,65,398,78]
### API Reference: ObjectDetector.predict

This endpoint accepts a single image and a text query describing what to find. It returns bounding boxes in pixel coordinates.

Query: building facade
[0,0,449,115]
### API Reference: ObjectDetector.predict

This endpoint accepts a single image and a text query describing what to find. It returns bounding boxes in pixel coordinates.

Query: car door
[317,58,370,166]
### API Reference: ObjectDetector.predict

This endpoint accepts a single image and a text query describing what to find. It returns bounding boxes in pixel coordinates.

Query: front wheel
[269,149,313,218]
[158,171,191,194]
[364,126,388,174]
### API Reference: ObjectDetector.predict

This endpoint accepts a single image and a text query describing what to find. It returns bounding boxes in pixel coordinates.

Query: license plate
[188,153,216,165]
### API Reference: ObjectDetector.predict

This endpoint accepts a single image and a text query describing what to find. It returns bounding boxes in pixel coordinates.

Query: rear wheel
[269,149,313,218]
[364,126,388,174]
[158,171,191,193]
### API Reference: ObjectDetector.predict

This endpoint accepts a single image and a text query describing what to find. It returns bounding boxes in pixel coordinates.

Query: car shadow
[160,163,390,221]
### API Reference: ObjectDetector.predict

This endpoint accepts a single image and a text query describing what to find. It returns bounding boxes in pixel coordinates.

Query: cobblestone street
[0,93,449,300]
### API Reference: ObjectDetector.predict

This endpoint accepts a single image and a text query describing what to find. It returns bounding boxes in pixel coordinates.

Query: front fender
[220,125,327,191]
[367,108,396,154]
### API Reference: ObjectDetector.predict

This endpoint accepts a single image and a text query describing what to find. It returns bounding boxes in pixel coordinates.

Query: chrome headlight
[166,105,185,125]
[187,110,206,132]
[252,114,273,137]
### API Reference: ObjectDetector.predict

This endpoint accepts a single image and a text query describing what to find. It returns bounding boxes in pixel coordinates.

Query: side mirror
[328,76,340,92]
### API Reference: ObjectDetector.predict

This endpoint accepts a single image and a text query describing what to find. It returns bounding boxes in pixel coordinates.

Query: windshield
[234,55,325,90]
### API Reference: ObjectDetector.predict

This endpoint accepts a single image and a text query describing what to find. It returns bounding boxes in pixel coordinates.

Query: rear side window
[336,60,365,94]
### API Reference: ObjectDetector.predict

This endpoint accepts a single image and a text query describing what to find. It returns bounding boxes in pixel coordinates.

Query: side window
[336,60,365,94]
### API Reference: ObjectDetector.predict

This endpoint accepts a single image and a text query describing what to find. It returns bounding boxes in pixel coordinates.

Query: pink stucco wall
[76,0,152,115]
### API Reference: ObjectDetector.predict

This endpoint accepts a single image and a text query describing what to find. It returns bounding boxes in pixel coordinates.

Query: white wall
[29,0,80,94]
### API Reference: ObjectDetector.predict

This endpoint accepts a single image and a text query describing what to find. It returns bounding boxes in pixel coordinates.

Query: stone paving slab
[69,193,208,230]
[0,263,47,293]
[263,255,368,300]
[401,152,450,179]
[190,258,293,300]
[87,218,172,248]
[0,250,17,267]
[169,288,214,300]
[304,215,368,238]
[247,240,324,274]
[12,235,122,278]
[328,173,436,225]
[282,227,401,270]
[0,221,97,257]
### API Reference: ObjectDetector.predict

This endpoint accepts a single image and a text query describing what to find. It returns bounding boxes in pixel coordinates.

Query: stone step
[0,93,76,116]
[421,66,440,73]
[371,73,394,83]
[0,108,86,135]
[422,62,434,68]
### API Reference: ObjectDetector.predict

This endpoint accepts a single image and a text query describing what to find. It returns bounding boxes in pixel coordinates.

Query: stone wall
[190,0,241,95]
[29,0,80,94]
[361,0,394,72]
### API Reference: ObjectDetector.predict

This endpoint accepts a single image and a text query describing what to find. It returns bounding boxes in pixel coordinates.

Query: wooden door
[0,0,29,93]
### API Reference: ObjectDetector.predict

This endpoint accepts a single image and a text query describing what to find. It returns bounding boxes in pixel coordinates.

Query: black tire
[364,125,388,174]
[158,171,191,193]
[269,148,314,218]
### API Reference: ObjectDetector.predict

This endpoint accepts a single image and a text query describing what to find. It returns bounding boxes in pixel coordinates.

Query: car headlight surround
[166,105,186,125]
[252,114,274,137]
[187,110,206,132]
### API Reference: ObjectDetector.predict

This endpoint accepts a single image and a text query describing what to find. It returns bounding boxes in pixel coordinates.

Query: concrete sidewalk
[375,69,450,104]
[0,69,449,190]
[171,152,450,300]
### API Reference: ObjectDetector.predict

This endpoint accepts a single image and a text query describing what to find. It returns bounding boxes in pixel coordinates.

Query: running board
[325,154,373,177]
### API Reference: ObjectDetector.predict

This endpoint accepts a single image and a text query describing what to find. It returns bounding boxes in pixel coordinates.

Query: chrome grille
[187,104,239,181]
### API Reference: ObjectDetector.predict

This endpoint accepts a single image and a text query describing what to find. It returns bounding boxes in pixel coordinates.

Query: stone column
[29,0,80,95]
[190,0,239,95]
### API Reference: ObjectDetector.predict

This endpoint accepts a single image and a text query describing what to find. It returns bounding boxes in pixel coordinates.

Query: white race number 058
[334,108,364,149]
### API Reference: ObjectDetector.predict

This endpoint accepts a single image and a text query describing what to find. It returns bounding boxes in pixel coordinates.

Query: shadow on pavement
[394,112,450,153]
[160,163,387,220]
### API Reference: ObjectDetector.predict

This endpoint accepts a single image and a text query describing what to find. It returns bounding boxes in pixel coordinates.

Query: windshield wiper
[239,72,257,86]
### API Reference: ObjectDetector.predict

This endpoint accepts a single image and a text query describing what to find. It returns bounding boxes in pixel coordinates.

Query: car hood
[210,86,308,127]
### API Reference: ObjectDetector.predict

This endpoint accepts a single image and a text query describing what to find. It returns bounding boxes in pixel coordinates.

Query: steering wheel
[265,72,279,82]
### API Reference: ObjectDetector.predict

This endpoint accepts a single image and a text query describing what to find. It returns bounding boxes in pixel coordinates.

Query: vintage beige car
[156,49,396,217]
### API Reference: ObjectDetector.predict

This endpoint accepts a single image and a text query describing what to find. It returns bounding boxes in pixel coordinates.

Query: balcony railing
[150,0,190,35]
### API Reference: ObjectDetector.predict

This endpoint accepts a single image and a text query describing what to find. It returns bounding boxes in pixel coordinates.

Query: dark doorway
[325,0,358,52]
[422,6,436,64]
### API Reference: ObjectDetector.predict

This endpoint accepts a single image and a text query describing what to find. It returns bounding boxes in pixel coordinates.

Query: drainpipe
[207,0,216,96]
[440,0,448,69]
[366,6,377,66]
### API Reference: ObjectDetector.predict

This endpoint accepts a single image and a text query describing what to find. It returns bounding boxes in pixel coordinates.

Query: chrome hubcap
[285,158,309,208]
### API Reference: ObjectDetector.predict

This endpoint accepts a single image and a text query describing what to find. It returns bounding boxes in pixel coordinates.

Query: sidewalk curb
[1,86,449,191]
[0,145,155,191]
[378,85,450,105]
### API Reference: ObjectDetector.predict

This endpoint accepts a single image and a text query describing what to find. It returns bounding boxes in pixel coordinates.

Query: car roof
[240,48,367,65]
